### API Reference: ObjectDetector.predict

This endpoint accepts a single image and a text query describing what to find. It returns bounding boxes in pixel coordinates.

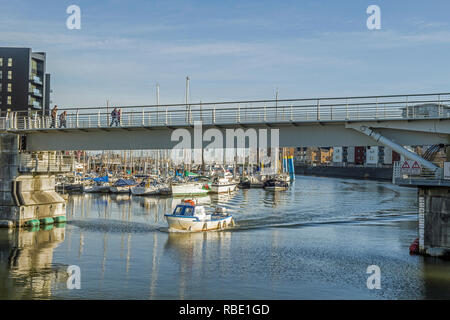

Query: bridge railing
[18,153,75,173]
[392,160,446,185]
[4,93,450,130]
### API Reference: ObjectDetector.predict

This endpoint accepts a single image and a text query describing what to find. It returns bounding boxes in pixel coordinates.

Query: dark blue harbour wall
[294,165,393,181]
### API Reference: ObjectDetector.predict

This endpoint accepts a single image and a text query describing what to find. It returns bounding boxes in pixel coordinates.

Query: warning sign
[401,161,410,169]
[401,160,421,175]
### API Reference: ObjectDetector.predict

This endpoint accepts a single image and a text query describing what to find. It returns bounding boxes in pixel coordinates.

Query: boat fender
[409,238,419,255]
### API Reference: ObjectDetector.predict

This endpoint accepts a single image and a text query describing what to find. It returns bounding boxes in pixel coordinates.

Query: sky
[1,0,450,108]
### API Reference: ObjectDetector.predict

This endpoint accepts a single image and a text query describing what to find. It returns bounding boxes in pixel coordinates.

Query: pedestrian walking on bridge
[50,105,58,128]
[59,111,67,128]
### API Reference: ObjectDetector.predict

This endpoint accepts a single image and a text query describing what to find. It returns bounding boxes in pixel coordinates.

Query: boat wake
[67,219,159,233]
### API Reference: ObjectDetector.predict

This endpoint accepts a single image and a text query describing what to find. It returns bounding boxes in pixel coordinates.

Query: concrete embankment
[294,165,392,181]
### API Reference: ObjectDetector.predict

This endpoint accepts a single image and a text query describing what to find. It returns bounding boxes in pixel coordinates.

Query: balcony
[29,88,42,97]
[32,101,42,109]
[30,75,43,85]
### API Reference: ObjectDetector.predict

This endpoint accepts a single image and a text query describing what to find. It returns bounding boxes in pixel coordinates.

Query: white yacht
[131,181,160,196]
[171,182,210,196]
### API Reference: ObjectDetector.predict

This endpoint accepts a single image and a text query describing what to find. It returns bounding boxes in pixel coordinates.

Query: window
[0,70,2,79]
[7,71,12,80]
[0,58,2,67]
[174,206,183,215]
[7,83,12,92]
[7,58,12,67]
[7,96,11,105]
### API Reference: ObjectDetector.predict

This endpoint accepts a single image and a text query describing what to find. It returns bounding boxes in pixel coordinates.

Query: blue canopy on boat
[113,179,136,187]
[94,176,109,182]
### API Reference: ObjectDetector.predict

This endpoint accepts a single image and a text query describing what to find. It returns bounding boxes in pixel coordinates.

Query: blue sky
[1,0,450,107]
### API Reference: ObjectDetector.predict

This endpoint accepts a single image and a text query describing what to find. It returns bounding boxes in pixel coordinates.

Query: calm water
[1,175,450,300]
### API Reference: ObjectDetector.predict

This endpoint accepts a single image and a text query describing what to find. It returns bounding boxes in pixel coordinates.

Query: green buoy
[25,219,40,227]
[39,217,54,225]
[54,216,67,223]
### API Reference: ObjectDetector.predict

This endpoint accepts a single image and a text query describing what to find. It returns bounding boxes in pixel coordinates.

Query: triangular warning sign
[412,161,421,169]
[401,161,410,168]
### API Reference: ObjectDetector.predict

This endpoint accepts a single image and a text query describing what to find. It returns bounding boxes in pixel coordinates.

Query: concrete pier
[0,133,66,227]
[418,187,450,258]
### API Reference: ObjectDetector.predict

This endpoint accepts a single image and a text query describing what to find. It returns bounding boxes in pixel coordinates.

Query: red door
[355,146,365,164]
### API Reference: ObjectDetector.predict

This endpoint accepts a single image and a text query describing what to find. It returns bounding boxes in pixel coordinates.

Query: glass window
[0,84,2,92]
[7,83,11,92]
[184,207,193,215]
[0,70,2,79]
[7,71,12,80]
[0,58,2,67]
[174,206,183,215]
[7,96,11,105]
[7,58,12,67]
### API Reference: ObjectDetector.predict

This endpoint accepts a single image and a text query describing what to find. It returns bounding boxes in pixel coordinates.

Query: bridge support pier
[0,133,66,228]
[418,186,450,258]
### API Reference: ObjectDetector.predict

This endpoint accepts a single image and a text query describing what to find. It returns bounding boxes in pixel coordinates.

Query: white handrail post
[438,94,442,117]
[142,109,145,126]
[213,106,216,124]
[237,104,241,123]
[165,107,168,125]
[290,104,293,121]
[97,110,100,127]
[317,99,320,121]
[375,98,379,119]
[76,109,79,128]
[406,96,409,118]
[346,99,349,120]
[264,104,267,122]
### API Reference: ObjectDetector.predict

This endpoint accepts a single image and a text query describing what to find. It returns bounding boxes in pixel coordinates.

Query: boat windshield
[173,205,195,216]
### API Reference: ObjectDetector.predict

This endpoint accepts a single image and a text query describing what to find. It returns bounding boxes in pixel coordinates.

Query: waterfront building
[0,47,51,115]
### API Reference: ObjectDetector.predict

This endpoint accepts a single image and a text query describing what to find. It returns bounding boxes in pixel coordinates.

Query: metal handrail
[4,93,450,131]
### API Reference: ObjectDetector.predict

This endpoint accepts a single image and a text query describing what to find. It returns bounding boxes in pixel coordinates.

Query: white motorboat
[210,177,238,193]
[131,181,160,196]
[171,182,210,196]
[83,183,110,193]
[109,179,137,194]
[165,200,235,232]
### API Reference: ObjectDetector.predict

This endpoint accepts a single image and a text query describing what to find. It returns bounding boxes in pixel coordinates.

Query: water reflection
[0,225,67,299]
[2,176,448,299]
[164,231,232,299]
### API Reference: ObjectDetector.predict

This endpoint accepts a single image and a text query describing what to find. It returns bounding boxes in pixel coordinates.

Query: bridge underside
[16,119,450,151]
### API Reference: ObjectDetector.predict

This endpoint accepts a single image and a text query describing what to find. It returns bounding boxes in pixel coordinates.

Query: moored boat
[109,179,137,194]
[131,180,160,196]
[210,177,238,194]
[164,200,235,232]
[171,182,210,196]
[263,178,289,191]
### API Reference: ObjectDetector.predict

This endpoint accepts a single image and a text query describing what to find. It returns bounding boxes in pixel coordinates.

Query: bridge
[0,92,449,257]
[2,92,450,151]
